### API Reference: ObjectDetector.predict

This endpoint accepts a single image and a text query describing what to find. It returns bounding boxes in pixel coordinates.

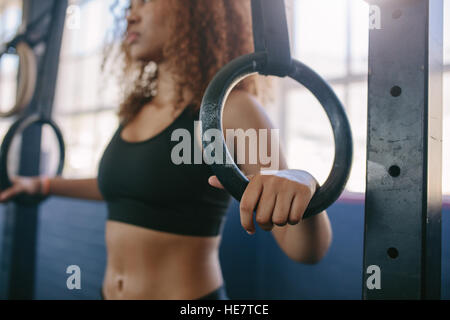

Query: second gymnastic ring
[0,41,37,118]
[0,114,65,205]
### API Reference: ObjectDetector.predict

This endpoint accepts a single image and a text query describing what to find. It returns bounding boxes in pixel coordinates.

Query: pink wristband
[40,176,50,196]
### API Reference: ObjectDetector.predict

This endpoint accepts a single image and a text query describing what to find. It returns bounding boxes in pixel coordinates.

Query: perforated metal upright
[0,0,67,299]
[363,0,443,299]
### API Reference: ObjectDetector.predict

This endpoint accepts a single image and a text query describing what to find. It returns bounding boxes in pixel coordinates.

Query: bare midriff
[102,220,224,300]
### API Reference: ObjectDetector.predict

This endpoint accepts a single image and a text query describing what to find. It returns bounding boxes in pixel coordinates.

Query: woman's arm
[47,177,104,201]
[212,89,332,264]
[0,176,104,202]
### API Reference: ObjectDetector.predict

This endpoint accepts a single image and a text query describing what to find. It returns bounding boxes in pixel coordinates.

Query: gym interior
[0,0,449,300]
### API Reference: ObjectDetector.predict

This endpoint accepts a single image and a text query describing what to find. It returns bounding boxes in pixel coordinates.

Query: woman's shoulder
[225,89,260,107]
[222,89,272,131]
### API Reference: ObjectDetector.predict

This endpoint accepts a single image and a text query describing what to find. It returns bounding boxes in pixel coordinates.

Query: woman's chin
[129,50,147,62]
[128,47,162,63]
[128,47,163,64]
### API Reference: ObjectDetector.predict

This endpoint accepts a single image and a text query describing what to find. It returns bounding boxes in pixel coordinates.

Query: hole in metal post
[390,86,402,97]
[388,165,401,177]
[392,10,402,19]
[387,247,399,259]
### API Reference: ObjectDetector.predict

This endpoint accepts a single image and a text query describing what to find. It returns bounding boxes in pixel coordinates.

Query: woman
[0,0,332,300]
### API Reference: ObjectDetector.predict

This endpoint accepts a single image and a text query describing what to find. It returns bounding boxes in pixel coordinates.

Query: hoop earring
[137,61,158,98]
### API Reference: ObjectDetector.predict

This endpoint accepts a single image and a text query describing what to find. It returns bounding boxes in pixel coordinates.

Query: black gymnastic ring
[199,52,353,219]
[0,114,65,205]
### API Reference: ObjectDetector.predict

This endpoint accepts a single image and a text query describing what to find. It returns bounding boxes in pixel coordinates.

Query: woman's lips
[126,32,140,44]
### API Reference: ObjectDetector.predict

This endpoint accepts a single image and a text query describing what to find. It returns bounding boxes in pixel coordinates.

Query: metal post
[0,0,67,299]
[363,0,443,299]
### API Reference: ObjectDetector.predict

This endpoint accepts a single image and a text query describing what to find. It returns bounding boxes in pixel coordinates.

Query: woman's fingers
[239,175,262,234]
[209,174,255,190]
[208,176,223,189]
[0,185,21,202]
[245,173,314,234]
[212,171,313,234]
[288,193,308,225]
[0,176,31,202]
[272,187,295,227]
[254,184,276,231]
[210,174,265,235]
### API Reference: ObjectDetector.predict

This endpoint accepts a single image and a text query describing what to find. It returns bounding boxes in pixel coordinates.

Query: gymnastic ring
[199,52,353,219]
[0,114,65,205]
[0,42,37,118]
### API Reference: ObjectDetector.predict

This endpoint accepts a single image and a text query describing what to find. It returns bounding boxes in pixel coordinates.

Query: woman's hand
[0,176,42,203]
[208,169,318,235]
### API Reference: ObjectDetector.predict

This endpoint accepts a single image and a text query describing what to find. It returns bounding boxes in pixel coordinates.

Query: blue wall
[0,197,448,299]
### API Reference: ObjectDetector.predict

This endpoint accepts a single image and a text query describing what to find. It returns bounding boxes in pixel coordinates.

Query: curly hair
[102,0,271,125]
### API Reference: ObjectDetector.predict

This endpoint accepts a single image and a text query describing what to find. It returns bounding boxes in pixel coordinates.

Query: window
[282,0,450,194]
[53,0,122,178]
[2,0,449,194]
[0,0,23,136]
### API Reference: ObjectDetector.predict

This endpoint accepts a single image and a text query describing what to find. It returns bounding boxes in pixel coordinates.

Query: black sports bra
[97,106,232,237]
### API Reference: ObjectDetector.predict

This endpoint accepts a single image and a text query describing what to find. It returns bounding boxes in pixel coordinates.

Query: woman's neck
[148,61,194,111]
